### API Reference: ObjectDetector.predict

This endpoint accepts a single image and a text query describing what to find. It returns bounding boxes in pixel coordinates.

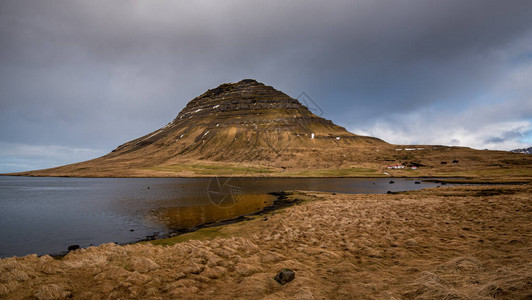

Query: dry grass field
[1,184,530,299]
[11,144,532,182]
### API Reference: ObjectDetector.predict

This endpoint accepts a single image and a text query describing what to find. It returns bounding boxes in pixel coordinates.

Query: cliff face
[109,79,385,161]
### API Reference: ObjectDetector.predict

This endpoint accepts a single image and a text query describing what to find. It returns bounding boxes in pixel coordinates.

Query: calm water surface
[0,176,445,257]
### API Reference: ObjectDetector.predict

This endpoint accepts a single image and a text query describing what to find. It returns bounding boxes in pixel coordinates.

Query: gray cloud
[0,142,106,173]
[1,0,532,171]
[485,129,528,145]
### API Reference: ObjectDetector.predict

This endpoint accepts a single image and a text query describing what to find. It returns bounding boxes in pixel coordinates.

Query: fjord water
[0,176,443,257]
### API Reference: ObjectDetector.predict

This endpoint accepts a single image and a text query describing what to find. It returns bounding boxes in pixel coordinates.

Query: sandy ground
[1,185,531,299]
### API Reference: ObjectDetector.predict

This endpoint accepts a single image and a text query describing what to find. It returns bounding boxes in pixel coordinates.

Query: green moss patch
[146,227,229,247]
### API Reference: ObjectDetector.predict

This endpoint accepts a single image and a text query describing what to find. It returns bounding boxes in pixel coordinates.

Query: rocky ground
[1,185,531,299]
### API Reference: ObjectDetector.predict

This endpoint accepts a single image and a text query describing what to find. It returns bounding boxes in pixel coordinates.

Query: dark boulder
[67,245,80,252]
[274,268,295,285]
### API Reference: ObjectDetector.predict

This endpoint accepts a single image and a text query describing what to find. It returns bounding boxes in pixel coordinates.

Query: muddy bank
[1,185,531,299]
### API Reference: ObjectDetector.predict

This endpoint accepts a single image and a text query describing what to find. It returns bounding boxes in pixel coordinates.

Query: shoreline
[25,191,303,260]
[3,178,528,259]
[3,173,530,183]
[0,178,502,259]
[129,192,302,248]
[1,184,530,299]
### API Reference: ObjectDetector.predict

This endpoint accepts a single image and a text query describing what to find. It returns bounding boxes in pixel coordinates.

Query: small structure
[387,164,405,169]
[411,166,418,170]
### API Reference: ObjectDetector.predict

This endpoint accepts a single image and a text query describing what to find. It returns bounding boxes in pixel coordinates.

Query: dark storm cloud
[1,0,532,172]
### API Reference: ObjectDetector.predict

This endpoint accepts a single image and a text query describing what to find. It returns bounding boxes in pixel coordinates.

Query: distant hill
[511,147,532,154]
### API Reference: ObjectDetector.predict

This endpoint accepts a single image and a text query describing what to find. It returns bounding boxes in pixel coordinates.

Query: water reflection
[146,194,275,230]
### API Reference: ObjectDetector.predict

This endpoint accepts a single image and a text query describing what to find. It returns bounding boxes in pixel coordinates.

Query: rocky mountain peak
[107,79,385,164]
[175,79,307,121]
[195,79,264,100]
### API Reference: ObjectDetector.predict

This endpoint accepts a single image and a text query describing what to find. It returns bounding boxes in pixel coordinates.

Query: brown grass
[0,185,531,299]
[10,139,532,180]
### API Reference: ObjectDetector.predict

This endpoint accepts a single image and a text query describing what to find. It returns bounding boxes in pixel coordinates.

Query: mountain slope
[12,79,532,178]
[108,79,384,163]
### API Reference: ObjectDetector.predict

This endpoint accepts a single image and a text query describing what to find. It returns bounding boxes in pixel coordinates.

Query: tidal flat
[1,184,530,299]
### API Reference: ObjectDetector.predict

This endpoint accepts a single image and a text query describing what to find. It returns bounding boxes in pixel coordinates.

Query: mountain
[111,79,384,160]
[12,79,532,178]
[511,147,532,154]
[16,79,386,176]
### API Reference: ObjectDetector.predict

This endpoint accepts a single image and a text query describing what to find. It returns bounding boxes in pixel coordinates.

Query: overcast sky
[1,0,532,172]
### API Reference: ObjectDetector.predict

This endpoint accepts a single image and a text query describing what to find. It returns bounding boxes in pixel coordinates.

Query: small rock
[332,192,336,195]
[415,181,421,184]
[130,229,135,232]
[389,181,395,184]
[274,268,295,285]
[67,245,80,252]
